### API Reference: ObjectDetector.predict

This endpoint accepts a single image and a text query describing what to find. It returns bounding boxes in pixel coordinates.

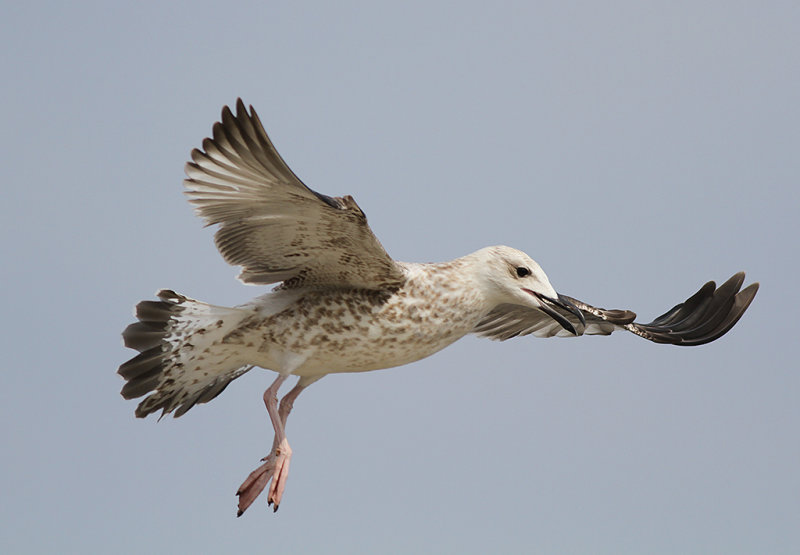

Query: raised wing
[473,272,758,346]
[184,99,406,290]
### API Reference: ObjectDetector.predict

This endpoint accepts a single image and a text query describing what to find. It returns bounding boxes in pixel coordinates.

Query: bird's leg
[236,376,311,516]
[236,374,287,515]
[265,380,309,507]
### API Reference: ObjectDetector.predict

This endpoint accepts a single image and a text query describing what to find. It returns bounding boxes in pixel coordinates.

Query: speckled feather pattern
[233,259,488,377]
[127,257,495,418]
[118,100,760,420]
[118,100,758,515]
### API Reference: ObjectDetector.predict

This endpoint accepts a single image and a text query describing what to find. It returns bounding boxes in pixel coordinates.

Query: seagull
[118,99,759,516]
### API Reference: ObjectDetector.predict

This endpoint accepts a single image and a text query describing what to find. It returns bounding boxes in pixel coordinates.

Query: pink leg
[236,375,312,516]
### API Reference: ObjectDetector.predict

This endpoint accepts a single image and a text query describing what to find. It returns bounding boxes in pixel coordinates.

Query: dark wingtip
[628,272,758,346]
[723,271,746,292]
[232,98,258,123]
[742,281,759,297]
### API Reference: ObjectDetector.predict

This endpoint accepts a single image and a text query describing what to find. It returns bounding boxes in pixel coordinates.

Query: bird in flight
[118,99,758,516]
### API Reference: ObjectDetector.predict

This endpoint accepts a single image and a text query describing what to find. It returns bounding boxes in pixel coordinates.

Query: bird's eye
[516,267,530,278]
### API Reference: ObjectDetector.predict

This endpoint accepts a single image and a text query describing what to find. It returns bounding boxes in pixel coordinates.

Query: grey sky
[2,1,798,553]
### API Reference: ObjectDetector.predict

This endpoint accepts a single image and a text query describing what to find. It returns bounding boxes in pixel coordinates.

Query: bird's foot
[236,438,292,516]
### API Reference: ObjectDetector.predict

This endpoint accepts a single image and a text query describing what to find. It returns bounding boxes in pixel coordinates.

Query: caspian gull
[118,99,759,515]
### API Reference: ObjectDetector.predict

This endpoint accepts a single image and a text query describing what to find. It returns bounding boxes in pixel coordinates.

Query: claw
[235,439,292,516]
[235,460,273,516]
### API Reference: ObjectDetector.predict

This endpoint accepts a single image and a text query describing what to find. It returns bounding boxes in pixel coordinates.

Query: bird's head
[473,246,586,336]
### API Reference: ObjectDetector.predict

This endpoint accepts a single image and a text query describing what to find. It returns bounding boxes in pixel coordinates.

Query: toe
[236,461,273,516]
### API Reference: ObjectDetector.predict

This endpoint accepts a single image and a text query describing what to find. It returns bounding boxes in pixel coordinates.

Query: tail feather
[119,348,164,397]
[122,321,167,351]
[118,289,253,419]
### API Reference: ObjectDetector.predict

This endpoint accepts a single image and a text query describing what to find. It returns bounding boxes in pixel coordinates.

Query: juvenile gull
[118,99,759,515]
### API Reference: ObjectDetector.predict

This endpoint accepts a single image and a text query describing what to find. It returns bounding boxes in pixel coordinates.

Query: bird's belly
[249,321,465,376]
[301,329,464,375]
[241,300,482,376]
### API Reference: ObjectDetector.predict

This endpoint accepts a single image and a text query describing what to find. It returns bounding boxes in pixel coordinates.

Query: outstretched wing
[184,99,406,290]
[473,272,758,346]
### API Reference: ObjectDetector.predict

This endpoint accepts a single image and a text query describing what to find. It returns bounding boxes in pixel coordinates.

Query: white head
[472,245,586,335]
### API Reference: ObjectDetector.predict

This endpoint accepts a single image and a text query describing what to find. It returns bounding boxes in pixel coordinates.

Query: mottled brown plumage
[119,100,758,516]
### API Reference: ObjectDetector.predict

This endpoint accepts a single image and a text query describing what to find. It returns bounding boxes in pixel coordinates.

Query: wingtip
[629,271,760,346]
[738,282,759,306]
[211,120,225,142]
[734,271,758,290]
[728,273,758,306]
[220,104,234,121]
[723,272,746,290]
[230,97,258,120]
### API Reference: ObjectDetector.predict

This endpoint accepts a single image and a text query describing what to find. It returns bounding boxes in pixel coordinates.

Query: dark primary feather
[473,272,758,345]
[183,99,405,290]
[618,272,759,346]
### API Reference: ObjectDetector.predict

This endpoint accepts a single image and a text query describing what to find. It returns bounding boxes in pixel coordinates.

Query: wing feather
[473,272,758,346]
[183,99,405,290]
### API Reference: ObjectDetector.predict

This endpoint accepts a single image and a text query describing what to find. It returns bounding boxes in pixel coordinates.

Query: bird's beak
[527,290,586,336]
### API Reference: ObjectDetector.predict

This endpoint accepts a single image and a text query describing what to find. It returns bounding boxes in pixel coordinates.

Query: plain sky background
[2,2,798,553]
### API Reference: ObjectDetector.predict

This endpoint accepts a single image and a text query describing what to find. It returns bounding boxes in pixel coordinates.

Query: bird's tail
[118,289,253,419]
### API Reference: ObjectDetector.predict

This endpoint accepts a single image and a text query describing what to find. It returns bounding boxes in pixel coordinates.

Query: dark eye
[516,267,530,278]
